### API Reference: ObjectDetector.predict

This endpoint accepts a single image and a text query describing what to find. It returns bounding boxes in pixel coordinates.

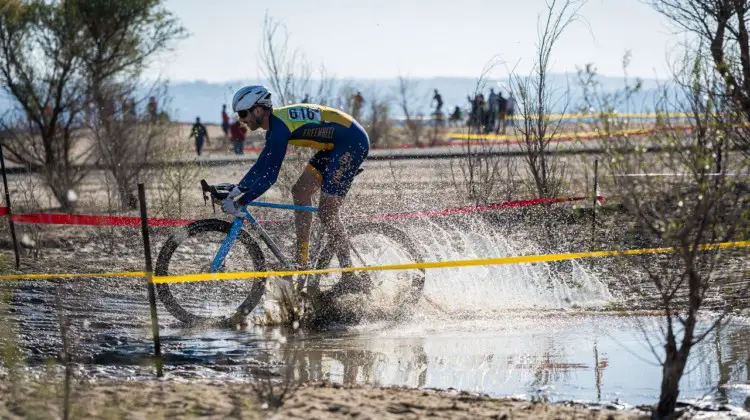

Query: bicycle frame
[209,201,319,276]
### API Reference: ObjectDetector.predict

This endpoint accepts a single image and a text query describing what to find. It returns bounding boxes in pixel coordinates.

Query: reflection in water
[279,335,429,388]
[244,315,750,408]
[9,296,750,411]
[707,321,750,409]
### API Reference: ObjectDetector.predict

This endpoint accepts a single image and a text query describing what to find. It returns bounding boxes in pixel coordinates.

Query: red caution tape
[9,213,193,227]
[2,211,283,227]
[0,195,604,227]
[364,196,604,221]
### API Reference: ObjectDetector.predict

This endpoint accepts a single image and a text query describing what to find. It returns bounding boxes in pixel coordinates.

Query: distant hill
[162,75,670,124]
[0,75,673,124]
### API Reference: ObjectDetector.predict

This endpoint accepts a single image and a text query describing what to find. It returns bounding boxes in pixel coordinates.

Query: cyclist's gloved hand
[221,196,245,218]
[227,186,243,199]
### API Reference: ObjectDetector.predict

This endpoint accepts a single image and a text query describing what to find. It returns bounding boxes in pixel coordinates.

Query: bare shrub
[508,0,586,199]
[260,13,336,107]
[604,50,750,419]
[152,151,207,218]
[362,91,393,148]
[13,171,46,259]
[0,2,92,211]
[0,0,185,211]
[396,75,427,146]
[450,58,521,206]
[260,13,310,106]
[86,85,173,210]
[575,51,644,139]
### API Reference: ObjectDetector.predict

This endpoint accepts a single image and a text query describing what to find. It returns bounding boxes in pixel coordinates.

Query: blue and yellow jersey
[236,104,368,204]
[271,104,357,150]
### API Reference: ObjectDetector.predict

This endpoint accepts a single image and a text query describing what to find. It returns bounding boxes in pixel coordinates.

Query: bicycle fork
[210,217,245,273]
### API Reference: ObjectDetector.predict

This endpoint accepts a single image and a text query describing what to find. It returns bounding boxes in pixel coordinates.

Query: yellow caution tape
[151,240,750,284]
[0,271,145,281]
[1,241,747,284]
[447,127,665,141]
[504,112,690,120]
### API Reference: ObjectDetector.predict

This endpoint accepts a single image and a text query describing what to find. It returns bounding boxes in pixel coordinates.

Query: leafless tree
[0,0,185,211]
[450,57,520,206]
[259,13,338,109]
[508,0,587,199]
[153,153,206,218]
[312,64,337,106]
[0,1,92,211]
[600,49,750,418]
[84,82,172,210]
[576,52,644,136]
[260,12,310,106]
[362,90,392,148]
[647,0,750,126]
[76,0,185,209]
[396,75,427,146]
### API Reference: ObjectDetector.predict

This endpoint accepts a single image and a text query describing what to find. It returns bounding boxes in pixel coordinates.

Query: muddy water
[2,220,749,413]
[8,281,750,411]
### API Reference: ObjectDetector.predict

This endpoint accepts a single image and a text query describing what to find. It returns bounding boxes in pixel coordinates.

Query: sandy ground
[0,378,650,419]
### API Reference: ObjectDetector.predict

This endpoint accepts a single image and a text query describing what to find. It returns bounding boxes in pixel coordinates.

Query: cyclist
[221,85,370,290]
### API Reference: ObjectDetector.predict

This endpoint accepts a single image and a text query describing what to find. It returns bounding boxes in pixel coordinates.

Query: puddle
[133,313,748,410]
[1,220,748,414]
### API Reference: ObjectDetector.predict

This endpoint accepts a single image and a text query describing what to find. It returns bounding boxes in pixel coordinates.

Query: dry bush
[12,171,47,259]
[152,152,208,218]
[603,51,750,418]
[86,84,174,211]
[362,92,393,148]
[260,12,336,106]
[396,75,428,146]
[508,0,585,199]
[0,0,185,212]
[450,58,522,206]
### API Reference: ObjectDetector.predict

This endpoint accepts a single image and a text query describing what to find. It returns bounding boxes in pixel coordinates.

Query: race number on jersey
[287,106,321,124]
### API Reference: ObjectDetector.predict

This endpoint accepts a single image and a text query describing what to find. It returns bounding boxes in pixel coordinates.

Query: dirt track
[0,378,650,419]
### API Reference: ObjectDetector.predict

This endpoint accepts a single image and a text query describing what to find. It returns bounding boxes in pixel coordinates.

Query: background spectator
[189,117,210,156]
[350,91,364,120]
[505,93,516,130]
[432,89,443,114]
[147,96,158,121]
[230,118,246,155]
[449,106,463,127]
[487,88,498,132]
[221,104,230,138]
[495,92,508,134]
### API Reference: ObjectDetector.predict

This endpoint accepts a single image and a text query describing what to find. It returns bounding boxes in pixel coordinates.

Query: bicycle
[153,179,426,327]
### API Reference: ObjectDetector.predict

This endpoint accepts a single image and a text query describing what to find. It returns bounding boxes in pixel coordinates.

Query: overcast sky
[146,0,686,82]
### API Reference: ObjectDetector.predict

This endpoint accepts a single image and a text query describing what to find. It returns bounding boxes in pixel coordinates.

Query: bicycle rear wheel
[307,222,425,322]
[154,219,266,326]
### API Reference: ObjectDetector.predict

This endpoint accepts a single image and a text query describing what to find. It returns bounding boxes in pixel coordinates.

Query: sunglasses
[237,109,250,119]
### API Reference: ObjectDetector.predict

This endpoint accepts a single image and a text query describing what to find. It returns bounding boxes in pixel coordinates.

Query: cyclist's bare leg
[318,193,352,267]
[291,167,321,268]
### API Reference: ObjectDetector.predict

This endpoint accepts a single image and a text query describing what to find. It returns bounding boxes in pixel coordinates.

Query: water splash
[402,217,614,314]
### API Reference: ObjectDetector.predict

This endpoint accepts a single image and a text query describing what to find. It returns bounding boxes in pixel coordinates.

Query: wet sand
[0,378,649,419]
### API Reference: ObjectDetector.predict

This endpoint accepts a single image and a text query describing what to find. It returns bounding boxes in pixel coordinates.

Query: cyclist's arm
[235,130,289,205]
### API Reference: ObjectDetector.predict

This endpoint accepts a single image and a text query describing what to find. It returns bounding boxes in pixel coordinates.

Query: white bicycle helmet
[232,85,273,112]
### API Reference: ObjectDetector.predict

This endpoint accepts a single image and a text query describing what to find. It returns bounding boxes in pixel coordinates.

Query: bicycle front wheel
[307,222,426,321]
[154,219,267,326]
